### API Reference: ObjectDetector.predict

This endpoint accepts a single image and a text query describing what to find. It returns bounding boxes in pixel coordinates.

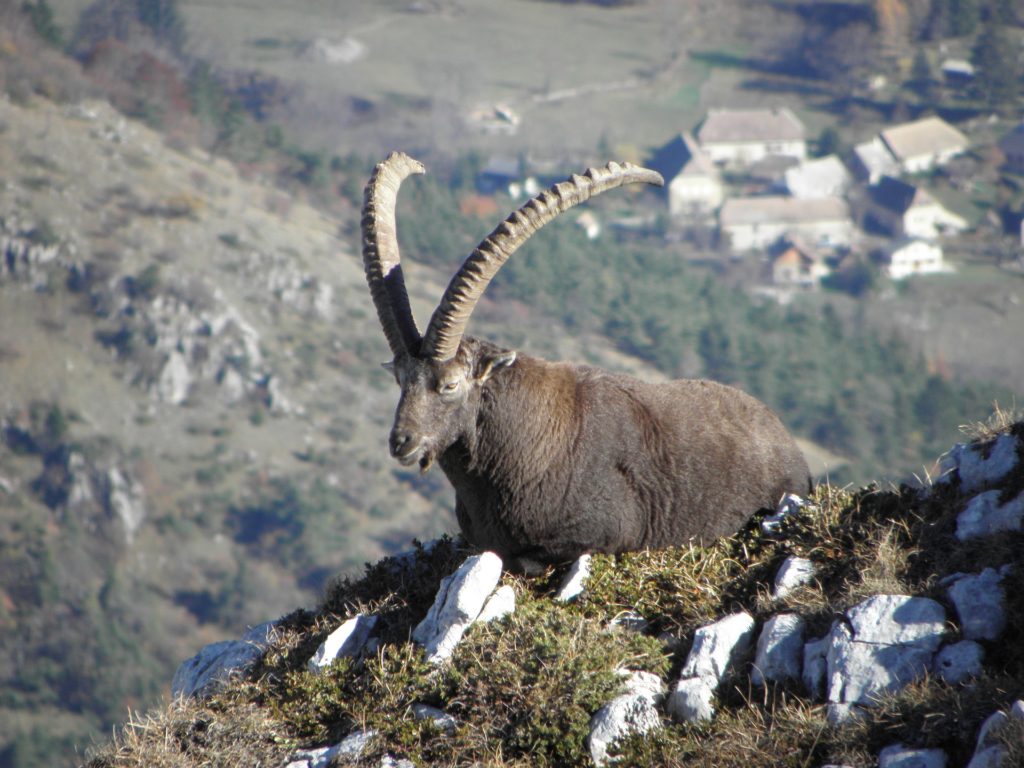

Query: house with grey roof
[880,116,968,174]
[784,155,851,199]
[719,196,853,251]
[852,137,901,184]
[696,108,806,169]
[648,132,723,218]
[868,176,967,239]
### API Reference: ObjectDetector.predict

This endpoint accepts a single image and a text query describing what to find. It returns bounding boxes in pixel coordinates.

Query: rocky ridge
[111,421,1024,768]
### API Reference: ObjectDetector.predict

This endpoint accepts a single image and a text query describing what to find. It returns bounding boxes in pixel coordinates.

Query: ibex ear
[475,349,517,383]
[381,361,395,374]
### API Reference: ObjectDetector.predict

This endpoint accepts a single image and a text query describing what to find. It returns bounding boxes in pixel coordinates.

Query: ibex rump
[362,152,810,571]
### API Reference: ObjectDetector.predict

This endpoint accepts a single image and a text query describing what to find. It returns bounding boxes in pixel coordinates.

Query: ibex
[362,152,810,571]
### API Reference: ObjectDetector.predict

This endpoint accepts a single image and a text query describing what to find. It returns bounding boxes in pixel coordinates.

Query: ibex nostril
[390,431,412,456]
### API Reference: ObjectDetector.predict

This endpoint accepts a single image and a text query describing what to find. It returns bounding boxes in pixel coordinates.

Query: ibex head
[361,152,663,473]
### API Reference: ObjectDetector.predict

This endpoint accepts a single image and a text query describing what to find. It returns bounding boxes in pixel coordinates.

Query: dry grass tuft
[959,401,1023,442]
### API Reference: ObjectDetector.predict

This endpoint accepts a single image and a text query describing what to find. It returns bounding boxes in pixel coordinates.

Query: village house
[719,196,853,251]
[784,155,851,199]
[575,210,601,240]
[998,122,1024,174]
[477,156,521,195]
[868,175,967,239]
[769,237,831,288]
[696,107,806,168]
[851,137,901,184]
[648,132,724,217]
[879,238,947,279]
[879,116,968,174]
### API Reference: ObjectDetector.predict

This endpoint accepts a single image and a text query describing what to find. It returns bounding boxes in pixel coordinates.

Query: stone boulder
[172,621,276,700]
[667,612,755,724]
[412,552,504,664]
[307,614,378,673]
[752,613,805,686]
[825,595,946,720]
[587,671,665,767]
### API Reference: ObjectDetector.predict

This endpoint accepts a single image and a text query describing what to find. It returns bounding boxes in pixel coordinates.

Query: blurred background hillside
[0,0,1022,765]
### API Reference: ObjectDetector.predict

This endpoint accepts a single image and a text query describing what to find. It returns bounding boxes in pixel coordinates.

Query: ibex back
[362,153,810,571]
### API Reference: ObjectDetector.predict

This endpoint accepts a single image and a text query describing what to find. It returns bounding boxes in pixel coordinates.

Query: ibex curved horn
[421,162,663,362]
[361,151,425,358]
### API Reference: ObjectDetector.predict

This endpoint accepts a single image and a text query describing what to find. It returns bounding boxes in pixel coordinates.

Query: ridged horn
[422,161,664,361]
[362,151,425,358]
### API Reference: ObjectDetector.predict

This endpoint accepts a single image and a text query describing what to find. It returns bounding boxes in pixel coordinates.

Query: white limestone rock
[772,556,817,600]
[172,621,276,700]
[932,640,984,685]
[803,632,832,701]
[846,594,946,648]
[827,595,945,709]
[334,729,376,759]
[307,614,378,673]
[155,349,192,405]
[587,671,665,766]
[956,490,1024,541]
[967,699,1024,768]
[556,554,592,602]
[476,584,516,624]
[411,703,459,735]
[412,552,503,664]
[666,676,716,724]
[106,466,146,544]
[945,568,1007,641]
[284,730,378,768]
[761,493,807,535]
[679,611,756,682]
[610,611,649,633]
[878,743,947,768]
[939,433,1020,492]
[752,613,805,686]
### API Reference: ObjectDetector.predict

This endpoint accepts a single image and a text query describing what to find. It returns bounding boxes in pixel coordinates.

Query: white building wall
[702,140,806,168]
[668,176,724,216]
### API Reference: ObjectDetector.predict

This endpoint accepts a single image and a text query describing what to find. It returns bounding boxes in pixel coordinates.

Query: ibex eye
[440,381,458,393]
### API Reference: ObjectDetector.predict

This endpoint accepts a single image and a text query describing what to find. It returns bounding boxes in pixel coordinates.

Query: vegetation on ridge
[83,420,1024,767]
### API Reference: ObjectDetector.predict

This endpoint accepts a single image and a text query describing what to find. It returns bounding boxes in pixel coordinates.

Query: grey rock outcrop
[956,490,1024,541]
[803,632,831,701]
[666,676,716,724]
[172,621,276,700]
[307,614,378,673]
[411,703,459,735]
[667,611,755,724]
[761,493,808,535]
[967,700,1024,768]
[752,613,805,686]
[412,552,504,664]
[556,554,592,602]
[945,568,1008,641]
[940,433,1020,493]
[587,671,665,767]
[283,730,380,768]
[878,743,947,768]
[825,595,946,719]
[932,640,984,685]
[772,556,817,600]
